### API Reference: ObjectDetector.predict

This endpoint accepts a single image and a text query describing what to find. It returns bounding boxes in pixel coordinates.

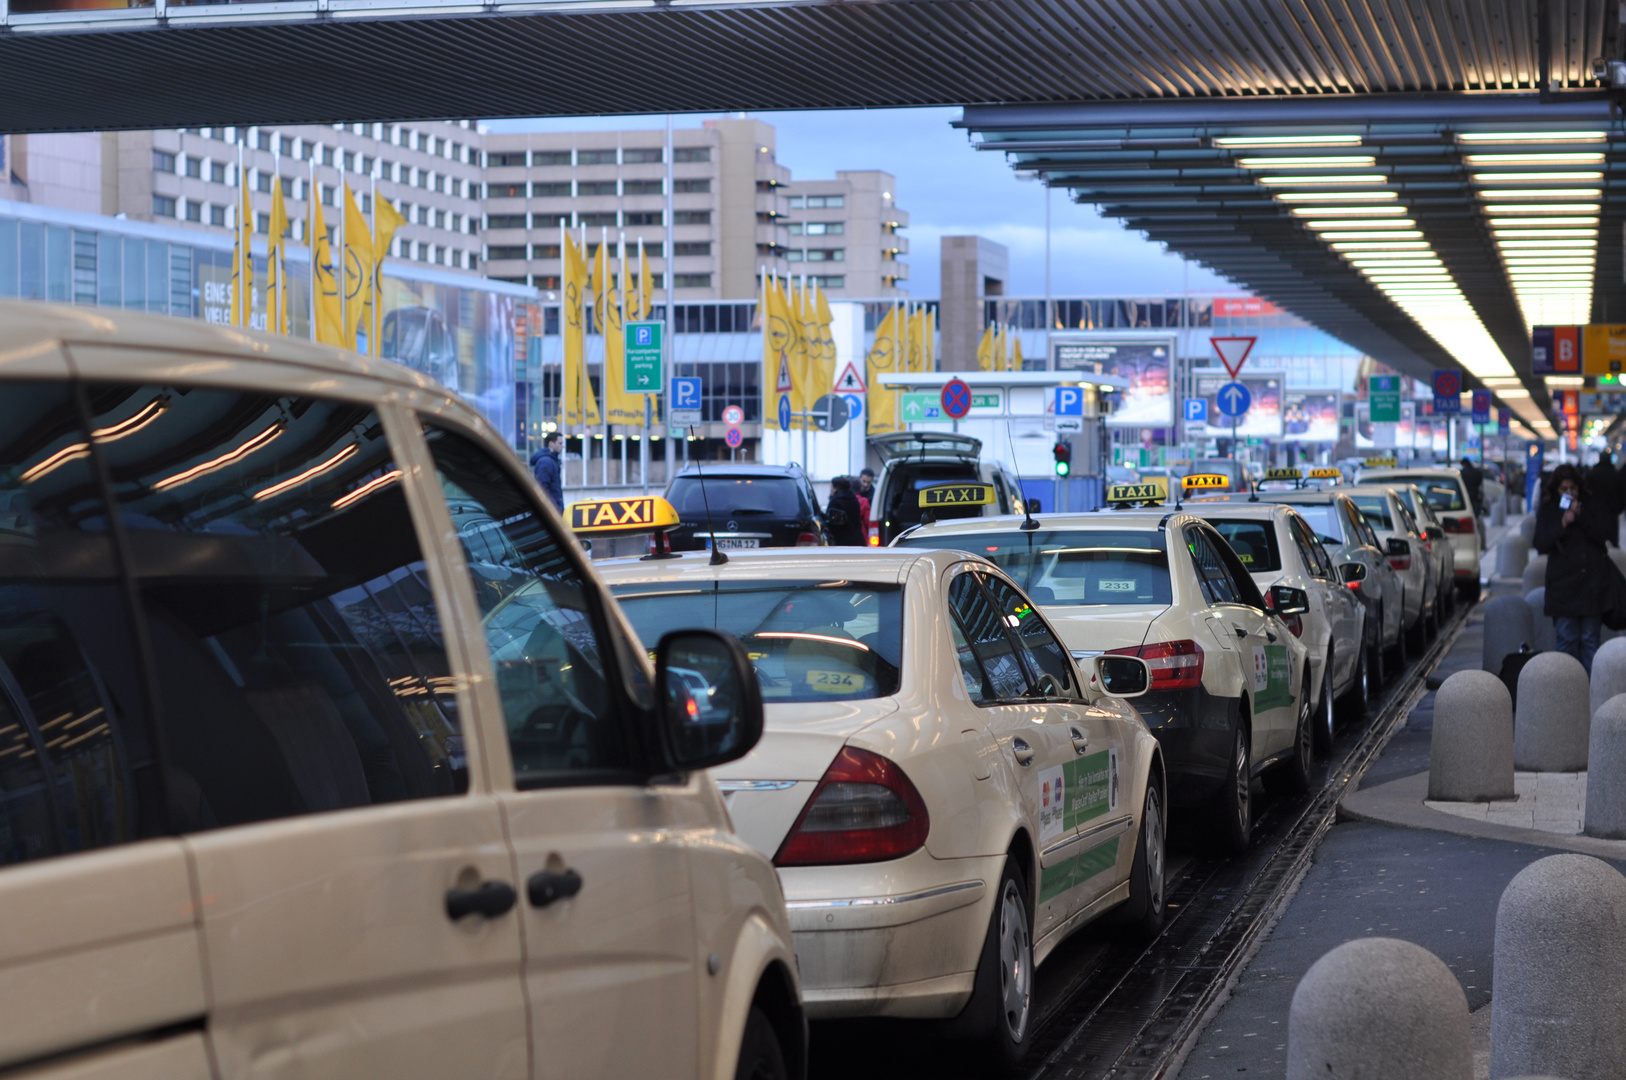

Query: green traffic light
[1055,461,1070,477]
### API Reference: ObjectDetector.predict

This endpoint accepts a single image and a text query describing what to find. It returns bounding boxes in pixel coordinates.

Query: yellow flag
[993,324,1006,374]
[923,307,936,372]
[865,305,900,435]
[640,245,654,319]
[563,233,599,428]
[762,274,795,432]
[906,308,925,373]
[343,185,373,352]
[794,280,819,429]
[234,177,252,327]
[598,241,642,427]
[372,195,406,357]
[309,192,344,347]
[267,180,289,335]
[814,284,836,401]
[1012,333,1024,372]
[976,325,994,372]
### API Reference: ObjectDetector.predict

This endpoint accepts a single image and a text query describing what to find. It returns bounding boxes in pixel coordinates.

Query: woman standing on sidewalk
[1534,463,1614,673]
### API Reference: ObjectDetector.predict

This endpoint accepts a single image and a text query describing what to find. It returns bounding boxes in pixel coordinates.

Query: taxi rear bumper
[1131,686,1238,807]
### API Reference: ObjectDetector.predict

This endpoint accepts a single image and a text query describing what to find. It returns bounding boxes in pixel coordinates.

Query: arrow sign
[1211,336,1257,378]
[834,361,867,393]
[1217,381,1252,418]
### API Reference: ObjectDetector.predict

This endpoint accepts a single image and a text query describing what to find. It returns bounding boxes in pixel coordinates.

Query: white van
[868,432,1028,545]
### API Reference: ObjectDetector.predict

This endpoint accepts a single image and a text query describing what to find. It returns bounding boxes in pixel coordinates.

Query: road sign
[724,427,743,449]
[834,362,867,394]
[971,391,1001,411]
[941,378,972,420]
[1499,407,1511,435]
[1369,374,1402,423]
[810,394,849,433]
[722,404,744,427]
[624,321,663,393]
[843,393,864,419]
[1055,417,1084,434]
[1054,386,1085,417]
[1472,390,1491,424]
[1432,370,1462,412]
[670,376,702,425]
[1216,381,1252,418]
[900,392,943,423]
[1184,397,1208,424]
[1211,336,1257,378]
[775,353,793,394]
[777,394,791,432]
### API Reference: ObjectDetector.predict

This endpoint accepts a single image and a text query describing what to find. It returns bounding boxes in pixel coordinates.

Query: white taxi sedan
[596,549,1165,1067]
[893,494,1312,857]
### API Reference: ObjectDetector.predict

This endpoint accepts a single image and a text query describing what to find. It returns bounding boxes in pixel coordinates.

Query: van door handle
[445,880,517,921]
[527,868,584,908]
[1069,727,1089,755]
[1010,737,1035,767]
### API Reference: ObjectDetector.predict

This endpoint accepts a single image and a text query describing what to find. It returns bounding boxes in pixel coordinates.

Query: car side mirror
[1426,525,1444,541]
[1270,584,1311,615]
[1386,537,1410,558]
[653,629,764,772]
[1338,561,1368,584]
[1092,655,1150,698]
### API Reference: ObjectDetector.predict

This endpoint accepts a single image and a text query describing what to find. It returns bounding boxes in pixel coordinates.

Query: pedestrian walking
[530,431,564,510]
[825,475,866,546]
[1459,456,1485,519]
[1592,449,1623,546]
[1534,463,1615,673]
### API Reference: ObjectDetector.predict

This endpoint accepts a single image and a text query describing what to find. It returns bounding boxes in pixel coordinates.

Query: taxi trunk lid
[710,698,899,858]
[1042,603,1169,657]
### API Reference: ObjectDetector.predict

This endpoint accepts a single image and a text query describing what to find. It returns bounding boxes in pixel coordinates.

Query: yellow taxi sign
[1308,467,1343,481]
[1106,480,1168,506]
[1364,456,1397,468]
[568,495,681,535]
[919,483,996,508]
[1264,467,1302,481]
[1182,473,1230,490]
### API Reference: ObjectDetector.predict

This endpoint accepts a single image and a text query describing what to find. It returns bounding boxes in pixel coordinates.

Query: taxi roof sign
[1106,479,1168,507]
[919,483,996,508]
[1264,467,1303,481]
[1182,473,1229,490]
[1363,456,1398,468]
[1307,467,1343,481]
[568,495,681,535]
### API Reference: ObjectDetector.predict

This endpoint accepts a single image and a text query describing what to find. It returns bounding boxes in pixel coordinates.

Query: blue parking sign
[1054,386,1084,416]
[670,377,702,411]
[1184,397,1208,424]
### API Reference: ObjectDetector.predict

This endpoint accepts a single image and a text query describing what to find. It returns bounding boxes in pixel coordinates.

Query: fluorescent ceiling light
[1482,204,1600,213]
[1289,205,1407,216]
[1276,191,1398,202]
[1498,239,1596,247]
[1486,217,1599,226]
[1464,153,1605,165]
[1479,188,1603,199]
[1320,230,1425,240]
[1491,228,1598,237]
[1458,131,1607,143]
[1496,389,1534,399]
[1332,240,1429,250]
[1546,376,1586,387]
[1472,171,1604,182]
[1259,174,1386,185]
[1216,135,1362,147]
[1305,218,1417,228]
[1237,156,1376,168]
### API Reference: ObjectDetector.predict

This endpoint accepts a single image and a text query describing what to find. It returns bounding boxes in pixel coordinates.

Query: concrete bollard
[1589,638,1626,718]
[1524,587,1557,653]
[1523,554,1548,597]
[1518,513,1537,543]
[1483,594,1537,674]
[1491,854,1626,1080]
[1514,650,1590,771]
[1495,532,1529,580]
[1429,671,1515,801]
[1287,937,1471,1080]
[1585,695,1626,839]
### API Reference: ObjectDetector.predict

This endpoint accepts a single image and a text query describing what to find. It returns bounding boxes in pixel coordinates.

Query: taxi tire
[1314,654,1339,753]
[1407,605,1428,654]
[734,1006,789,1080]
[1116,779,1167,938]
[1208,715,1252,856]
[1338,642,1370,725]
[954,859,1033,1069]
[1265,678,1314,795]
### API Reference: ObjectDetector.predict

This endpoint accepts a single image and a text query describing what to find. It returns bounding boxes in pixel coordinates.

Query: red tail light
[796,531,819,547]
[1388,554,1411,571]
[1346,579,1362,591]
[1106,639,1205,690]
[1442,516,1475,534]
[868,535,881,547]
[775,747,929,866]
[1262,593,1305,638]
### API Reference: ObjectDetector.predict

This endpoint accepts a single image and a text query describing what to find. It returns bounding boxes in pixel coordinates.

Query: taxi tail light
[1105,639,1204,691]
[1442,516,1476,534]
[1388,553,1411,571]
[868,534,881,547]
[796,531,820,547]
[774,747,929,866]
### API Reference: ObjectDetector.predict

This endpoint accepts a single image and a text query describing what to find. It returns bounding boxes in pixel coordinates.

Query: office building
[782,171,907,298]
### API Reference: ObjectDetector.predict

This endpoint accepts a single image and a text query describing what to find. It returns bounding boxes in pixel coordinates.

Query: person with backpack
[824,475,867,546]
[1590,449,1622,546]
[530,431,564,510]
[1534,463,1615,673]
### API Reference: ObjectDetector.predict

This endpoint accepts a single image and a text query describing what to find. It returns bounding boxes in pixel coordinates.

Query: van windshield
[897,529,1171,607]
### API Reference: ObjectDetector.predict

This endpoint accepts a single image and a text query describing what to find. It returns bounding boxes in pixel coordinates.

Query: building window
[415,132,428,151]
[674,179,710,194]
[637,272,664,290]
[578,180,617,197]
[434,174,445,194]
[323,147,336,166]
[279,136,294,156]
[361,155,374,175]
[786,250,803,262]
[322,185,336,206]
[256,130,272,151]
[674,147,711,163]
[488,213,527,230]
[578,212,618,228]
[209,161,225,184]
[674,241,711,256]
[488,246,528,261]
[674,273,712,289]
[434,209,445,228]
[256,212,270,234]
[813,275,845,289]
[152,194,176,218]
[280,176,294,198]
[210,204,226,226]
[488,182,526,198]
[804,195,845,209]
[577,149,617,165]
[533,150,572,166]
[624,211,662,226]
[533,213,569,230]
[535,275,562,290]
[788,196,803,209]
[152,150,176,173]
[673,210,711,226]
[185,156,202,179]
[185,200,202,222]
[530,243,560,259]
[363,194,373,214]
[803,222,843,235]
[624,179,662,196]
[623,147,663,164]
[806,249,845,262]
[532,181,570,197]
[435,138,446,157]
[490,151,527,167]
[256,171,272,193]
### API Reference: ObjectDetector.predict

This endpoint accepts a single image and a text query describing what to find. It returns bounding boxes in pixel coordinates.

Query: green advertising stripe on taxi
[1064,750,1114,831]
[1255,645,1294,712]
[1040,838,1121,902]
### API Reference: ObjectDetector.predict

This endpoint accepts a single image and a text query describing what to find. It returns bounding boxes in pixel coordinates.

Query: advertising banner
[1052,336,1173,428]
[1282,390,1340,442]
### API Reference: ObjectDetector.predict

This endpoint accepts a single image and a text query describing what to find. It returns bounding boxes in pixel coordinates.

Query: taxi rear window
[1287,504,1343,544]
[1351,495,1393,529]
[1380,475,1467,512]
[897,529,1171,607]
[608,580,902,702]
[1205,520,1283,572]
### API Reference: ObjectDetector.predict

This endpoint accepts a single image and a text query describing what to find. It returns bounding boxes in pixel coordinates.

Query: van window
[85,384,465,832]
[1205,520,1282,572]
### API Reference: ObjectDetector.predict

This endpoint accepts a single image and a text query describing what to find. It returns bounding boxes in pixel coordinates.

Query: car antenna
[688,424,727,566]
[1005,421,1039,531]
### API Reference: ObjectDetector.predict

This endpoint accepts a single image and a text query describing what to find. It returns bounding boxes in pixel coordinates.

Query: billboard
[1191,371,1285,438]
[1282,390,1340,442]
[1052,335,1173,428]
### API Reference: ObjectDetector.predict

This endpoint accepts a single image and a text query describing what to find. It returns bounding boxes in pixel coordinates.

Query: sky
[483,107,1236,300]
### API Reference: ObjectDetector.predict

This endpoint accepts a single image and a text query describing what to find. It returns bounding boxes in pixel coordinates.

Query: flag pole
[600,224,609,487]
[560,215,568,497]
[339,181,347,351]
[370,171,379,357]
[235,142,244,327]
[269,148,279,335]
[308,158,316,341]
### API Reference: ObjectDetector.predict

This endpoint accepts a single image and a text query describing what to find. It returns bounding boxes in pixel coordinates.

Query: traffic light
[1053,441,1071,477]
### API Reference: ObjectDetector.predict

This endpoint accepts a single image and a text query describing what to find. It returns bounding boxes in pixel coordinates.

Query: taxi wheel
[956,860,1033,1067]
[1367,635,1385,692]
[1118,779,1167,937]
[1266,678,1314,795]
[1314,655,1339,753]
[1407,607,1428,654]
[733,1006,788,1080]
[1339,643,1370,726]
[1209,717,1252,855]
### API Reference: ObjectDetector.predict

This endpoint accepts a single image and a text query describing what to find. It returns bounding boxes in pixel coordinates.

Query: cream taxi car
[595,547,1165,1067]
[1361,465,1482,601]
[0,303,803,1080]
[893,480,1313,856]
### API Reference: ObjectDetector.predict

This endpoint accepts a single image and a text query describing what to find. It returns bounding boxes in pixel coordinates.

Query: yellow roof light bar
[1215,134,1362,147]
[568,495,681,535]
[1106,480,1168,507]
[1182,474,1230,490]
[918,483,996,508]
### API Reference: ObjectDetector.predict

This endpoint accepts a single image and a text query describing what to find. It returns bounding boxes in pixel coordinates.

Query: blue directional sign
[1184,397,1208,424]
[778,393,792,433]
[1216,381,1251,418]
[843,393,865,419]
[671,377,702,412]
[1054,386,1085,416]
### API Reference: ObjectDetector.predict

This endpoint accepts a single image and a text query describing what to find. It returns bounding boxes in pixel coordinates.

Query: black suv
[663,463,828,551]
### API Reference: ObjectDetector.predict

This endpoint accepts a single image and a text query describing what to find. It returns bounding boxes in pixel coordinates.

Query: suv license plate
[706,538,760,550]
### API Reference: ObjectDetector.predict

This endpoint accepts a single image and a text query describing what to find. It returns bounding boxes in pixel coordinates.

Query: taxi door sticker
[1064,748,1119,830]
[1252,645,1294,711]
[1038,765,1066,842]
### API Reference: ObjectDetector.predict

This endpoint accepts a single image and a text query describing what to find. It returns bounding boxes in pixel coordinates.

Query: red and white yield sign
[1210,336,1257,378]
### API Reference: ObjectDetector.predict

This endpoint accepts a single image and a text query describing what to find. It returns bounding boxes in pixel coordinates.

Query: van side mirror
[653,629,764,772]
[1338,561,1368,585]
[1426,525,1444,541]
[1093,655,1150,698]
[1270,584,1311,615]
[1386,537,1410,558]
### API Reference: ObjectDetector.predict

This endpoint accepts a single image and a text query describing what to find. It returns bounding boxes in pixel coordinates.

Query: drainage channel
[1023,606,1467,1080]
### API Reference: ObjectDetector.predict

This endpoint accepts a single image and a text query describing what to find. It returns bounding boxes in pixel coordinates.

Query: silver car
[1344,485,1437,663]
